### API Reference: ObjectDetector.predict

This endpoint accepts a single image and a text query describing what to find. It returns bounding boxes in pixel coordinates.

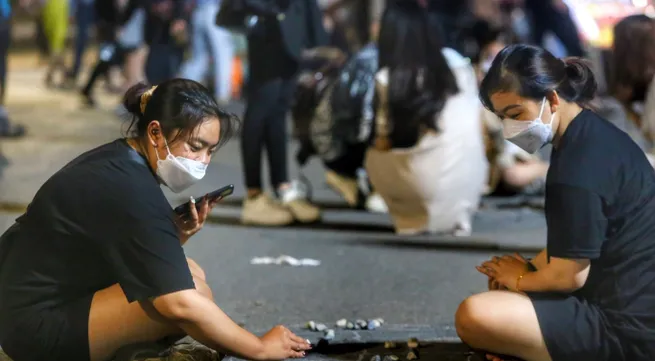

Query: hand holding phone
[174,184,234,217]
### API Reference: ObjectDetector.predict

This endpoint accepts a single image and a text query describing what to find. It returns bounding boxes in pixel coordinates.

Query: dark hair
[479,44,597,112]
[377,0,459,145]
[611,15,655,102]
[122,78,239,148]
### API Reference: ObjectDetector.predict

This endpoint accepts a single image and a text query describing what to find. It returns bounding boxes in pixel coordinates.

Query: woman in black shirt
[0,78,311,361]
[456,44,655,361]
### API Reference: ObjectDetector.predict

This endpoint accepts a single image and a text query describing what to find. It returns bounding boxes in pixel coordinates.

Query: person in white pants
[180,0,234,103]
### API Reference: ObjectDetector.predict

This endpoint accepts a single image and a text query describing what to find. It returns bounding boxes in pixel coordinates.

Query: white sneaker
[366,193,388,213]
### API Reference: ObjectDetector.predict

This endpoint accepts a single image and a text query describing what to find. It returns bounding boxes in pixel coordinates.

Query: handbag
[215,0,251,34]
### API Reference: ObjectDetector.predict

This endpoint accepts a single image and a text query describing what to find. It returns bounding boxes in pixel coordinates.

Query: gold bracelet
[516,271,526,291]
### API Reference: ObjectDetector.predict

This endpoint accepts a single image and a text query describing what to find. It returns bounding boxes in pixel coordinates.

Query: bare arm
[153,290,267,360]
[529,248,548,270]
[518,257,590,293]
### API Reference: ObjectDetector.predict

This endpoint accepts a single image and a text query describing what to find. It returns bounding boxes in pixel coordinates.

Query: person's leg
[67,1,94,83]
[0,18,24,138]
[548,6,585,57]
[266,74,321,223]
[206,6,234,102]
[88,257,212,361]
[455,291,552,361]
[242,78,280,193]
[81,43,117,107]
[179,5,210,84]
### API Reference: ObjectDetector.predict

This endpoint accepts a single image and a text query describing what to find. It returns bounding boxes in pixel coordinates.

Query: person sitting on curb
[456,44,655,361]
[0,79,311,361]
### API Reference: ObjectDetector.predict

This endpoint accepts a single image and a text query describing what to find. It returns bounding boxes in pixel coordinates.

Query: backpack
[309,44,378,163]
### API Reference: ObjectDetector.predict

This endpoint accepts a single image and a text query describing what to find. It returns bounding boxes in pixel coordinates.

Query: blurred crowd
[0,0,654,235]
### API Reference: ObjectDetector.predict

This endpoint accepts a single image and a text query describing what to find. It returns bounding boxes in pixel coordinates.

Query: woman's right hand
[259,325,312,360]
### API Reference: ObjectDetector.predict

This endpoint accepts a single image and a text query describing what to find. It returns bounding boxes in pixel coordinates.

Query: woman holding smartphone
[0,79,310,361]
[455,44,655,361]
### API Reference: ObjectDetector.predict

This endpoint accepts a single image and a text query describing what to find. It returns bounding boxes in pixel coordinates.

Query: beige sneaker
[325,170,359,206]
[279,181,321,223]
[241,193,294,226]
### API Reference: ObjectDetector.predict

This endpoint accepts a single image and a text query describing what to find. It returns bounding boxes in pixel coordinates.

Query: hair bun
[563,57,597,104]
[122,82,152,117]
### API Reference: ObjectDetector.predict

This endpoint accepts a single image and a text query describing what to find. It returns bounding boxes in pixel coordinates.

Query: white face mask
[503,97,555,154]
[155,139,208,193]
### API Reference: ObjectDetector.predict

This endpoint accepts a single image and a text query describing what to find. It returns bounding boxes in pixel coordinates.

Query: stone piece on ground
[384,341,397,349]
[307,321,316,331]
[370,356,382,361]
[367,319,381,330]
[382,355,399,361]
[315,323,327,332]
[356,319,368,329]
[406,338,419,349]
[323,329,336,341]
[406,349,418,360]
[346,321,355,330]
[336,318,348,328]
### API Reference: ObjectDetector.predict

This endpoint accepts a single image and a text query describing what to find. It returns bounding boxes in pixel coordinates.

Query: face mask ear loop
[537,97,547,121]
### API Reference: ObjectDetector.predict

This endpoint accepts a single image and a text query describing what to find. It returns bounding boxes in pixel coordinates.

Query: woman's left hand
[477,253,528,291]
[176,196,220,243]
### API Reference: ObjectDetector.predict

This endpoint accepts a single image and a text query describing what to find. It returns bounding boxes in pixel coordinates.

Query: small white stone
[370,356,381,361]
[307,321,316,331]
[356,319,368,329]
[315,323,327,332]
[336,318,348,328]
[376,318,385,325]
[323,329,335,340]
[346,321,355,329]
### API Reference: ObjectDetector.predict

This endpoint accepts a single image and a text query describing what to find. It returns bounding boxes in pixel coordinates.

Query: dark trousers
[241,34,299,189]
[526,1,585,57]
[82,42,128,96]
[145,43,184,84]
[70,2,94,79]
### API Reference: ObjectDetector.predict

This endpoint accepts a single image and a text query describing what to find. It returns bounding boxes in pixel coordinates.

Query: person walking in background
[239,0,328,226]
[180,0,234,104]
[0,0,26,139]
[523,0,585,57]
[143,0,191,84]
[63,0,95,88]
[80,0,140,107]
[41,0,70,88]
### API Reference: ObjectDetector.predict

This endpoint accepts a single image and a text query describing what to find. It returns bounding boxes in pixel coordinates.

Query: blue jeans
[69,1,94,79]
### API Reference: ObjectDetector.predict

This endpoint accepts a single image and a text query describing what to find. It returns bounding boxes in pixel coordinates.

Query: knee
[193,275,214,301]
[186,257,207,282]
[455,295,490,345]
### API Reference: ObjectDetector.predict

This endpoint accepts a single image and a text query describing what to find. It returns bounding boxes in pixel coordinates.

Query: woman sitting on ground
[364,0,488,236]
[456,44,655,361]
[0,79,311,361]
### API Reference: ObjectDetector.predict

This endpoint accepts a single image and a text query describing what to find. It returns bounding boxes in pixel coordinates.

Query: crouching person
[0,79,310,361]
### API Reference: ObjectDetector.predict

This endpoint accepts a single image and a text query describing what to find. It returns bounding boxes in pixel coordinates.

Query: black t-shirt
[0,139,194,318]
[546,110,655,344]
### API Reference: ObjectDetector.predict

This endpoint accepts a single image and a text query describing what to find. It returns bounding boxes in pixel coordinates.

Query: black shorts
[528,292,625,361]
[0,295,93,361]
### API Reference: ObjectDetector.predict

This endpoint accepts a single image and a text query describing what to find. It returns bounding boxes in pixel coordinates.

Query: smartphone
[174,184,234,216]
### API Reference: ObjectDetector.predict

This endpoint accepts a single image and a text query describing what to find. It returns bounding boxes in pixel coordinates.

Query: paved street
[0,57,548,359]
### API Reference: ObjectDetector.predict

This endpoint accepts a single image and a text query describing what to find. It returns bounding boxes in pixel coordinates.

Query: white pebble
[336,318,348,328]
[315,323,327,332]
[323,329,335,340]
[307,321,316,331]
[346,321,355,329]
